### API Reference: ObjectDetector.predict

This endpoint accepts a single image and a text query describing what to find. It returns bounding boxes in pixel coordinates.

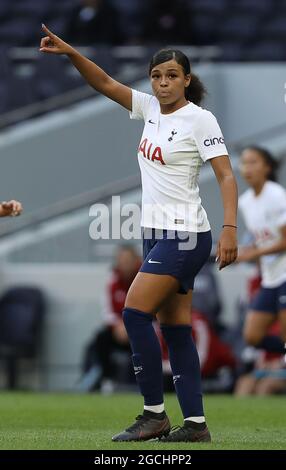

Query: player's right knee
[122,307,153,330]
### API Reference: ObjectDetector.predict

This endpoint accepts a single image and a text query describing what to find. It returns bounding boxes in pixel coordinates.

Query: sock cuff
[122,307,154,323]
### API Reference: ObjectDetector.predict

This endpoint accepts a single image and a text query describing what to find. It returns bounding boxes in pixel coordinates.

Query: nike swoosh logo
[148,259,162,264]
[148,119,156,124]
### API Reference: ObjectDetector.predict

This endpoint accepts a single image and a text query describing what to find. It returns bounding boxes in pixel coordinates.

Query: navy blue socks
[122,307,164,406]
[122,310,205,420]
[161,324,204,419]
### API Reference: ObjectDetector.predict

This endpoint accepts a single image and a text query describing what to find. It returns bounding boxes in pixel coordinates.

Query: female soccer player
[40,25,238,442]
[0,200,22,217]
[238,147,286,355]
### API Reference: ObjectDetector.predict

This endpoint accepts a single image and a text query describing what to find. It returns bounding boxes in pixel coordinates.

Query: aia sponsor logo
[204,136,225,146]
[138,138,166,165]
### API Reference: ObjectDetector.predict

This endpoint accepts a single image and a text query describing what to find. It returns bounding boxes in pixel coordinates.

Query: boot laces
[126,415,150,432]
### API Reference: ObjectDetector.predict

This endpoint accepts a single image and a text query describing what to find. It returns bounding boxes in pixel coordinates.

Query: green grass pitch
[0,392,285,450]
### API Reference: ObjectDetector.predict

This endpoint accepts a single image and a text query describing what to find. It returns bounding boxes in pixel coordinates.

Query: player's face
[150,60,190,106]
[239,149,270,186]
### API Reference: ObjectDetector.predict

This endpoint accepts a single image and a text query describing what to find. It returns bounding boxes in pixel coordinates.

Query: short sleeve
[238,191,253,229]
[274,187,286,227]
[238,193,247,214]
[129,89,153,121]
[192,110,228,162]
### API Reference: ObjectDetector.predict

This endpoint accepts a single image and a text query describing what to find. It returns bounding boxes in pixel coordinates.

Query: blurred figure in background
[65,0,122,45]
[237,146,286,355]
[79,245,141,392]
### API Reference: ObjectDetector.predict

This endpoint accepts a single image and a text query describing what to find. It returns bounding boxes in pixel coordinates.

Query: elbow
[219,173,237,187]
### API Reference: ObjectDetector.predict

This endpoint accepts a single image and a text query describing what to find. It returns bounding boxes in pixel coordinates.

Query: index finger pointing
[42,23,55,38]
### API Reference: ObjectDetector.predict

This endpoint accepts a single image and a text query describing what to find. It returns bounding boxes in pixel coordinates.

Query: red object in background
[247,274,262,301]
[103,264,141,327]
[192,311,236,377]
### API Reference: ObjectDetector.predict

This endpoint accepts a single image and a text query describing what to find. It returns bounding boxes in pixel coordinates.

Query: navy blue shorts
[249,281,286,314]
[139,228,212,294]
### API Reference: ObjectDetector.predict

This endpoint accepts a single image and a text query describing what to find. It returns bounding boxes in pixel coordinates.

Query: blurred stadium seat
[0,287,45,390]
[263,16,286,40]
[191,14,218,45]
[245,41,286,61]
[232,0,273,15]
[10,0,52,19]
[0,18,38,46]
[218,15,260,43]
[190,0,228,14]
[34,54,84,100]
[220,43,245,62]
[0,2,11,21]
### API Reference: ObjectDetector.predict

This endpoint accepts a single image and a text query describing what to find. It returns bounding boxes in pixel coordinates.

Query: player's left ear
[185,74,191,88]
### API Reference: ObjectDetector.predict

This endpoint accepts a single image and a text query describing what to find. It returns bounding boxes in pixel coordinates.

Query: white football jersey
[129,89,228,232]
[239,181,286,287]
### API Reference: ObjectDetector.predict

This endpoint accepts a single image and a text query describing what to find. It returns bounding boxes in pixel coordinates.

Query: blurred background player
[39,26,238,443]
[237,146,286,355]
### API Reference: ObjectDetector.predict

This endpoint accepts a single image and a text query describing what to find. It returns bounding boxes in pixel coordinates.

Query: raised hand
[39,24,75,56]
[1,200,23,217]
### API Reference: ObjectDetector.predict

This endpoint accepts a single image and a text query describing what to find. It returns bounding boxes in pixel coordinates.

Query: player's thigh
[157,289,193,325]
[125,271,179,314]
[243,310,275,344]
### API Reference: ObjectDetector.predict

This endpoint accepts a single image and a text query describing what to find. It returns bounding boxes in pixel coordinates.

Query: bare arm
[258,226,286,255]
[237,226,286,262]
[210,155,238,270]
[40,25,132,111]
